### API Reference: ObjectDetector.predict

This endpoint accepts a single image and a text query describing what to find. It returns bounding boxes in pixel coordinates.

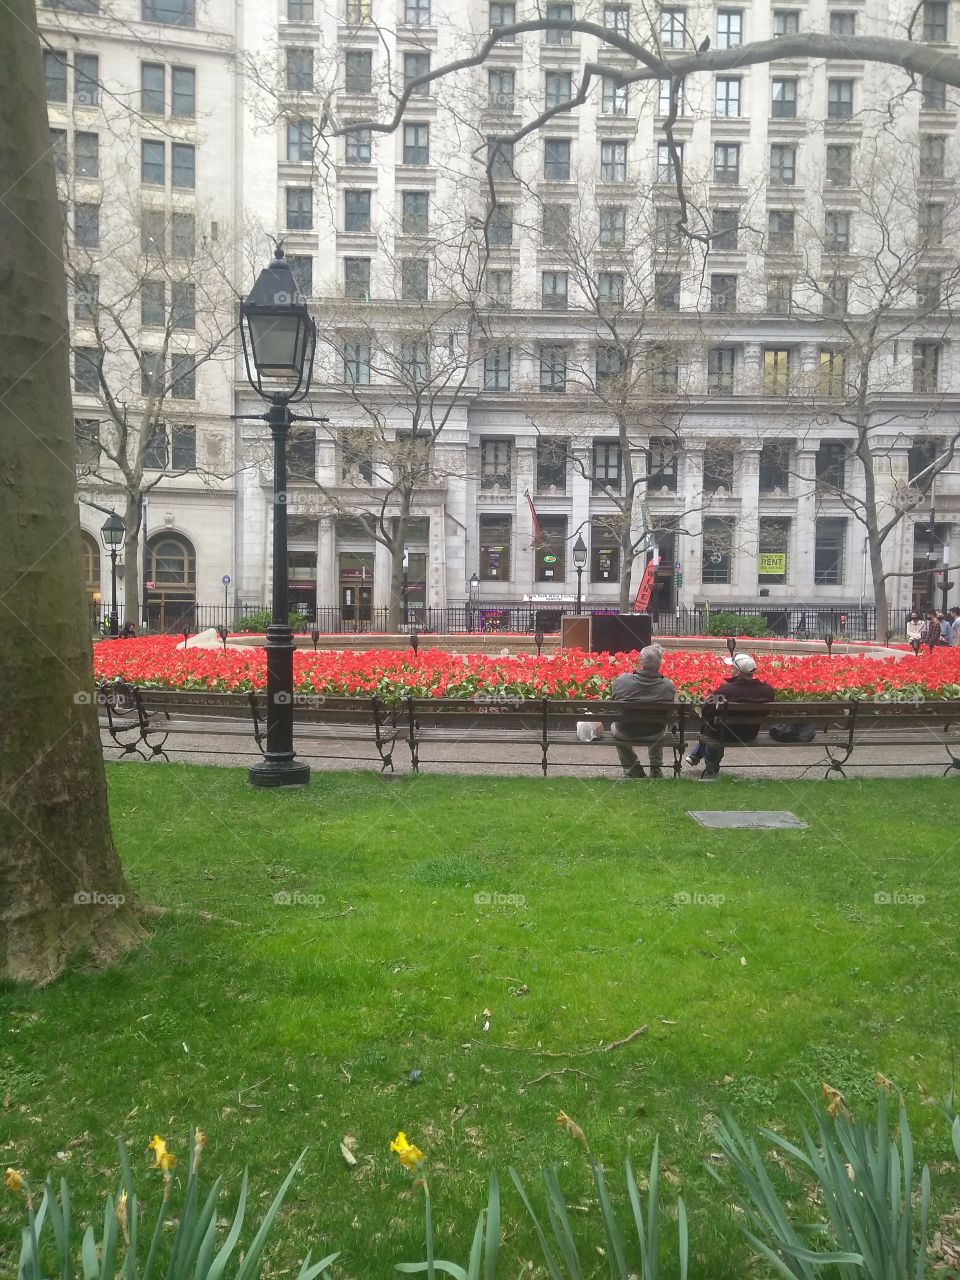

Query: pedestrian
[610,645,676,779]
[949,607,960,646]
[695,653,776,780]
[938,612,952,646]
[120,621,137,639]
[905,611,925,648]
[925,611,941,652]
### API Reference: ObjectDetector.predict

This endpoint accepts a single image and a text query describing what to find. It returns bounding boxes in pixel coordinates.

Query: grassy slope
[1,767,959,1277]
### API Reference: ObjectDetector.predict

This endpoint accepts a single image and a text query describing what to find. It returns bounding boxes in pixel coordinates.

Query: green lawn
[2,767,959,1278]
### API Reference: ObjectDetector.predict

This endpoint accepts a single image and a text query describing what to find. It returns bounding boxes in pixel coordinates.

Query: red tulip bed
[93,636,960,703]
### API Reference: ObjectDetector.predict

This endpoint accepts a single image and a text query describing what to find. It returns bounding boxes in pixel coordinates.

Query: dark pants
[612,725,666,777]
[700,724,759,775]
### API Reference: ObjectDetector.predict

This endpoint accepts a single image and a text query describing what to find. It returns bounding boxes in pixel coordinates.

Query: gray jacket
[611,669,676,741]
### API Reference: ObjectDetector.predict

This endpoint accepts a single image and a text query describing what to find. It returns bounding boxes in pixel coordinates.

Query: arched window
[149,536,196,587]
[81,530,101,595]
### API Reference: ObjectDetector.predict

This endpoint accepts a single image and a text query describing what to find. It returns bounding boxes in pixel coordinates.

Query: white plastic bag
[576,719,605,743]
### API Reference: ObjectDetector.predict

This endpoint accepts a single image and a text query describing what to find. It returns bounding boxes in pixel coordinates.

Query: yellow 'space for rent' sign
[759,554,787,575]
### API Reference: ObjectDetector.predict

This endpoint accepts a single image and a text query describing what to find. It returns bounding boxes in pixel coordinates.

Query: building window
[141,140,165,184]
[758,518,789,584]
[712,208,738,251]
[598,272,624,305]
[923,0,948,41]
[767,276,793,314]
[542,203,570,247]
[920,134,946,177]
[908,438,941,486]
[702,517,733,584]
[75,131,99,179]
[288,254,313,297]
[648,438,678,491]
[141,280,166,327]
[74,53,99,105]
[759,441,790,493]
[710,274,736,313]
[143,423,167,469]
[288,0,314,17]
[763,348,790,395]
[140,350,164,396]
[483,347,511,392]
[172,66,195,116]
[825,143,852,186]
[819,349,845,396]
[767,208,795,251]
[716,8,742,46]
[345,128,372,164]
[660,8,686,47]
[651,348,678,393]
[344,50,373,93]
[142,0,195,25]
[402,191,428,234]
[536,438,568,492]
[286,48,314,91]
[489,1,516,38]
[913,341,940,392]
[489,69,515,109]
[404,51,430,96]
[141,62,164,112]
[480,438,512,490]
[287,119,314,163]
[343,341,372,384]
[487,203,513,246]
[590,520,621,582]
[286,187,313,229]
[401,258,428,301]
[287,426,316,480]
[171,423,196,469]
[704,445,734,494]
[141,208,165,254]
[715,77,741,117]
[655,272,681,310]
[917,270,942,311]
[344,189,371,232]
[486,268,512,306]
[172,282,195,329]
[479,514,511,580]
[171,142,195,189]
[542,271,568,310]
[545,70,573,109]
[488,138,515,178]
[76,419,101,467]
[74,273,99,322]
[344,256,371,299]
[770,143,796,185]
[401,340,429,385]
[596,345,624,383]
[604,4,630,34]
[74,346,100,393]
[824,276,849,316]
[921,76,947,109]
[713,142,740,183]
[50,128,68,175]
[601,140,628,182]
[815,518,846,584]
[816,441,847,490]
[74,202,99,248]
[536,516,567,581]
[539,345,567,392]
[171,354,195,399]
[402,123,429,165]
[44,50,67,101]
[658,77,686,116]
[707,346,735,392]
[830,10,855,34]
[601,77,628,113]
[172,211,195,258]
[827,79,854,119]
[599,205,625,246]
[544,1,573,44]
[404,0,430,23]
[773,9,799,36]
[919,201,944,246]
[824,211,851,253]
[544,138,571,180]
[771,78,797,118]
[657,141,682,183]
[592,441,622,493]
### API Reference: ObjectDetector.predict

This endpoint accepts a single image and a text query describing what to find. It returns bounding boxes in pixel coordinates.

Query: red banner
[524,490,545,546]
[632,559,657,612]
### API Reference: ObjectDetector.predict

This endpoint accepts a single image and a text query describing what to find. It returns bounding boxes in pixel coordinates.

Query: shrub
[235,610,309,633]
[705,612,770,639]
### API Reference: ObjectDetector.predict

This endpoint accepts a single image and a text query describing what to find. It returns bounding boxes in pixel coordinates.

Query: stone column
[736,445,761,595]
[742,343,762,396]
[681,441,704,600]
[317,515,336,610]
[794,448,817,594]
[374,536,393,610]
[428,510,446,609]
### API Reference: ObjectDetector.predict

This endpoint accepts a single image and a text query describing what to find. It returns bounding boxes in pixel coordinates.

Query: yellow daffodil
[390,1131,425,1172]
[148,1135,177,1173]
[192,1128,207,1173]
[4,1168,24,1193]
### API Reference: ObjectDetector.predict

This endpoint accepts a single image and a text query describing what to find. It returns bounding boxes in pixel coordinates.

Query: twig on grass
[489,1026,648,1058]
[294,905,357,946]
[523,1067,598,1088]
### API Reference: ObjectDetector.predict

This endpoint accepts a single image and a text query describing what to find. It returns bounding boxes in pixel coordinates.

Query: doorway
[339,552,373,628]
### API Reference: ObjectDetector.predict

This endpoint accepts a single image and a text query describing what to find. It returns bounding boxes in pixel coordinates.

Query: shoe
[699,770,719,781]
[650,769,665,779]
[625,766,647,779]
[684,753,701,767]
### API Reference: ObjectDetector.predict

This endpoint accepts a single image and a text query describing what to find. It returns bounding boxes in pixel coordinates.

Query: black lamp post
[572,534,587,615]
[100,512,124,638]
[239,246,317,789]
[725,635,737,658]
[468,572,480,632]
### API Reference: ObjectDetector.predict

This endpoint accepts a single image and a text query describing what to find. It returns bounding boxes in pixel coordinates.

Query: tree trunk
[123,491,141,629]
[858,424,891,644]
[618,420,636,613]
[0,0,144,983]
[387,512,407,633]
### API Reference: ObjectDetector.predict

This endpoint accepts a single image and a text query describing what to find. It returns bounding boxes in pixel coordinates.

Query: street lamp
[572,534,587,615]
[100,512,124,639]
[239,245,317,789]
[468,572,480,631]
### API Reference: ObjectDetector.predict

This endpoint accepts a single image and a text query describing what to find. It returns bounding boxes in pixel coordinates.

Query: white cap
[724,653,757,674]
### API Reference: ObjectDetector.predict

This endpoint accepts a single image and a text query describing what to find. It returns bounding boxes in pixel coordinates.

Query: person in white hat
[690,652,776,779]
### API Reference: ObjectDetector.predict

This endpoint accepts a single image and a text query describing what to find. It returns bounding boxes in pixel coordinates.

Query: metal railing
[92,601,916,642]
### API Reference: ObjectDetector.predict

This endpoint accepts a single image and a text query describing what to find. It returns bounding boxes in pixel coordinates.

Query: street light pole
[572,534,587,615]
[100,512,124,638]
[468,572,479,632]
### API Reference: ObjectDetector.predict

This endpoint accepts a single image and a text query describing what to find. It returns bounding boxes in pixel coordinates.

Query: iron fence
[92,600,916,642]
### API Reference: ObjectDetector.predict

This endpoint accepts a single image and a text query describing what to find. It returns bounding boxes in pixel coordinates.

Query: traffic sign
[222,574,231,586]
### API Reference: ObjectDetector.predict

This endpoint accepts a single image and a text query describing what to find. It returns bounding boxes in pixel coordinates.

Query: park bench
[97,685,960,777]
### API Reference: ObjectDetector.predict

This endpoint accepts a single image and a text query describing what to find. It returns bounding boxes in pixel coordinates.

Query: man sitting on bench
[696,652,775,780]
[610,645,676,779]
